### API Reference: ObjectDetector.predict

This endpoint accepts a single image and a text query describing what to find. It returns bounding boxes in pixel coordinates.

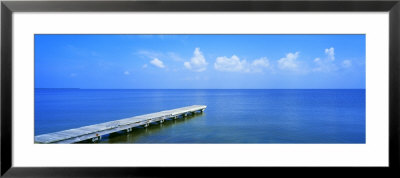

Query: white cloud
[252,57,270,68]
[325,47,335,60]
[214,56,270,72]
[123,71,130,75]
[313,47,352,72]
[142,64,148,68]
[313,55,337,72]
[150,58,165,68]
[250,57,270,72]
[184,48,208,72]
[137,50,185,63]
[342,60,352,68]
[214,55,247,72]
[277,52,300,70]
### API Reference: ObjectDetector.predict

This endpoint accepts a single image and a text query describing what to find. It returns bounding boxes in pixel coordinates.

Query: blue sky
[35,34,365,89]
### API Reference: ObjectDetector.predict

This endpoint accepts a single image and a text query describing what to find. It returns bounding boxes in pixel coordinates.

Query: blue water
[34,89,365,143]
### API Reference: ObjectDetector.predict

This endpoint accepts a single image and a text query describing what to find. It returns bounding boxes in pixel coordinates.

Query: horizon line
[34,88,366,90]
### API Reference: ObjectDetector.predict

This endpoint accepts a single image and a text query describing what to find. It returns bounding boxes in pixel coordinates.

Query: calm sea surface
[34,89,365,143]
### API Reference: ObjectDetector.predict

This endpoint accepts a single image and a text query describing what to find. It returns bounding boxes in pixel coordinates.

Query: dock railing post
[144,122,149,128]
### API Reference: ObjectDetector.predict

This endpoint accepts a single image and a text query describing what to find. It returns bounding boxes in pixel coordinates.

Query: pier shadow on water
[76,112,204,144]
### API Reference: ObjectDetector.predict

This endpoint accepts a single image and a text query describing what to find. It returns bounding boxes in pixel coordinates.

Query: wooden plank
[35,105,206,143]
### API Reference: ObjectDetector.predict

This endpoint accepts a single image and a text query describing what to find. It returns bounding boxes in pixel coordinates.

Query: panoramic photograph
[34,34,365,144]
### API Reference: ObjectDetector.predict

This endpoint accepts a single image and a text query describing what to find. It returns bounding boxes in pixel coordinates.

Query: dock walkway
[35,105,207,143]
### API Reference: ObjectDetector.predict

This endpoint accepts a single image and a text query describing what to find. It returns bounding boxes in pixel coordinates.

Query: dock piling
[35,105,207,144]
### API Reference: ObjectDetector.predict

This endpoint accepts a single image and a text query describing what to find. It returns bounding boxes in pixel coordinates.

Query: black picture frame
[1,0,399,177]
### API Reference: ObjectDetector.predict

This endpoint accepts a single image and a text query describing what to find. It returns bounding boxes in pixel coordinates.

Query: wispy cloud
[325,47,335,61]
[136,50,168,69]
[313,58,338,72]
[66,45,100,57]
[150,58,165,68]
[136,50,163,59]
[341,60,352,68]
[184,48,208,72]
[214,55,271,73]
[123,71,130,75]
[136,50,184,70]
[313,47,352,72]
[167,52,184,62]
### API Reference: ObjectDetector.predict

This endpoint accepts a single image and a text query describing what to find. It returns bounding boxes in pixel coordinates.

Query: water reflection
[78,112,204,144]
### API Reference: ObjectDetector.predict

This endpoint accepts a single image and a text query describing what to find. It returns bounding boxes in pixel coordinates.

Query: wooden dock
[35,105,207,144]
